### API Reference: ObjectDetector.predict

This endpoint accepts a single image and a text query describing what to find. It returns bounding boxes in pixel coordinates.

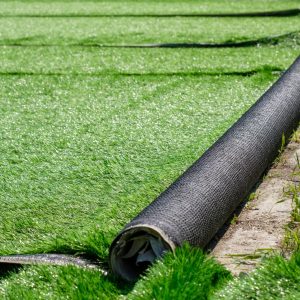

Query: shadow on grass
[0,264,22,280]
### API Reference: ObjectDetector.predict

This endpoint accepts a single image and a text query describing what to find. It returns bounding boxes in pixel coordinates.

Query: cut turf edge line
[0,8,299,18]
[0,31,298,48]
[0,67,284,77]
[96,31,300,48]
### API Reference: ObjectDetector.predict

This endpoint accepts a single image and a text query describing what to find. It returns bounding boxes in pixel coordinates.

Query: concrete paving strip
[211,130,300,275]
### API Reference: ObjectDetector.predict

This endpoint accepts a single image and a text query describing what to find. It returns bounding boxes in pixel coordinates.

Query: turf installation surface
[0,16,299,45]
[0,45,299,75]
[0,0,298,16]
[0,73,276,255]
[0,0,299,299]
[214,252,300,300]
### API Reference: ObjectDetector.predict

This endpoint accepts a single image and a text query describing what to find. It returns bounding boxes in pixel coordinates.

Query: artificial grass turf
[0,63,297,300]
[210,133,300,300]
[0,265,120,299]
[129,244,232,300]
[0,71,288,298]
[0,73,278,256]
[213,251,300,300]
[0,16,299,45]
[0,244,231,299]
[0,0,298,16]
[0,1,299,298]
[0,44,299,75]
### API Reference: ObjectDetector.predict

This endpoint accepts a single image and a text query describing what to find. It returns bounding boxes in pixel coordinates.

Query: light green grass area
[0,44,299,74]
[0,73,276,256]
[0,16,299,45]
[0,0,299,16]
[214,251,300,300]
[0,0,299,298]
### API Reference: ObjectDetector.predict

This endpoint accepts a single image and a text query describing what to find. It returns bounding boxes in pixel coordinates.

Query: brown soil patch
[211,131,300,275]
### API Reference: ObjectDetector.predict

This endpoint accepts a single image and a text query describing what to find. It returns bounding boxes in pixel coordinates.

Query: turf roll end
[109,225,175,282]
[109,56,300,281]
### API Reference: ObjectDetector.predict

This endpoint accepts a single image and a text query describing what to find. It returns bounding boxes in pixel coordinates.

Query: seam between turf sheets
[0,31,298,48]
[0,69,284,77]
[0,9,299,18]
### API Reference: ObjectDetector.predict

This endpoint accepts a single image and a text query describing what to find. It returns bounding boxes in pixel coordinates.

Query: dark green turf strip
[130,244,231,300]
[0,246,230,299]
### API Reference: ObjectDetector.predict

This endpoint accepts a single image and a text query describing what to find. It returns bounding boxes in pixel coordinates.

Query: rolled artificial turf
[1,60,300,280]
[0,73,276,256]
[110,57,300,281]
[0,0,299,297]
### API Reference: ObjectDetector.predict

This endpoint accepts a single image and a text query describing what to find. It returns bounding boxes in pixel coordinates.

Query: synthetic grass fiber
[214,251,300,300]
[0,0,299,16]
[0,0,300,298]
[0,16,299,45]
[110,57,300,281]
[0,73,277,255]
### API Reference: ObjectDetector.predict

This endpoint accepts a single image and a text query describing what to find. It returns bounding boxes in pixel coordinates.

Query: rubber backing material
[110,56,300,281]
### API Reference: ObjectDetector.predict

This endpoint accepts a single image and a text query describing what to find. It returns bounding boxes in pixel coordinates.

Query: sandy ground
[211,131,300,275]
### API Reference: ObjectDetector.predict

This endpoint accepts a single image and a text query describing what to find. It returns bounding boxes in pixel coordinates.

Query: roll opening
[109,225,175,281]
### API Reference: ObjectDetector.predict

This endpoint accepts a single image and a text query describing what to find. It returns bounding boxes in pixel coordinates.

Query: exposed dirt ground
[211,130,300,275]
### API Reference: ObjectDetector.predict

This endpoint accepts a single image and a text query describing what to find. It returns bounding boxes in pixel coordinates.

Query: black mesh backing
[111,56,300,253]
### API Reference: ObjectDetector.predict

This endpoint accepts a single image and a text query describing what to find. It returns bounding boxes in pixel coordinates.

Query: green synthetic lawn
[214,252,300,300]
[0,72,282,298]
[0,244,232,299]
[0,73,277,256]
[0,16,299,45]
[0,0,298,16]
[0,0,299,299]
[0,43,299,75]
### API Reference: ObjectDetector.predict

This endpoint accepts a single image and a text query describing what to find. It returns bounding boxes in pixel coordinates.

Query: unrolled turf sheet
[0,57,299,283]
[0,57,299,284]
[109,57,300,281]
[0,16,298,45]
[0,0,298,16]
[0,46,298,75]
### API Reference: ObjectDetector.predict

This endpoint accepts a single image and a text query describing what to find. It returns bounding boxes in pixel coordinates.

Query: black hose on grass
[109,56,300,281]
